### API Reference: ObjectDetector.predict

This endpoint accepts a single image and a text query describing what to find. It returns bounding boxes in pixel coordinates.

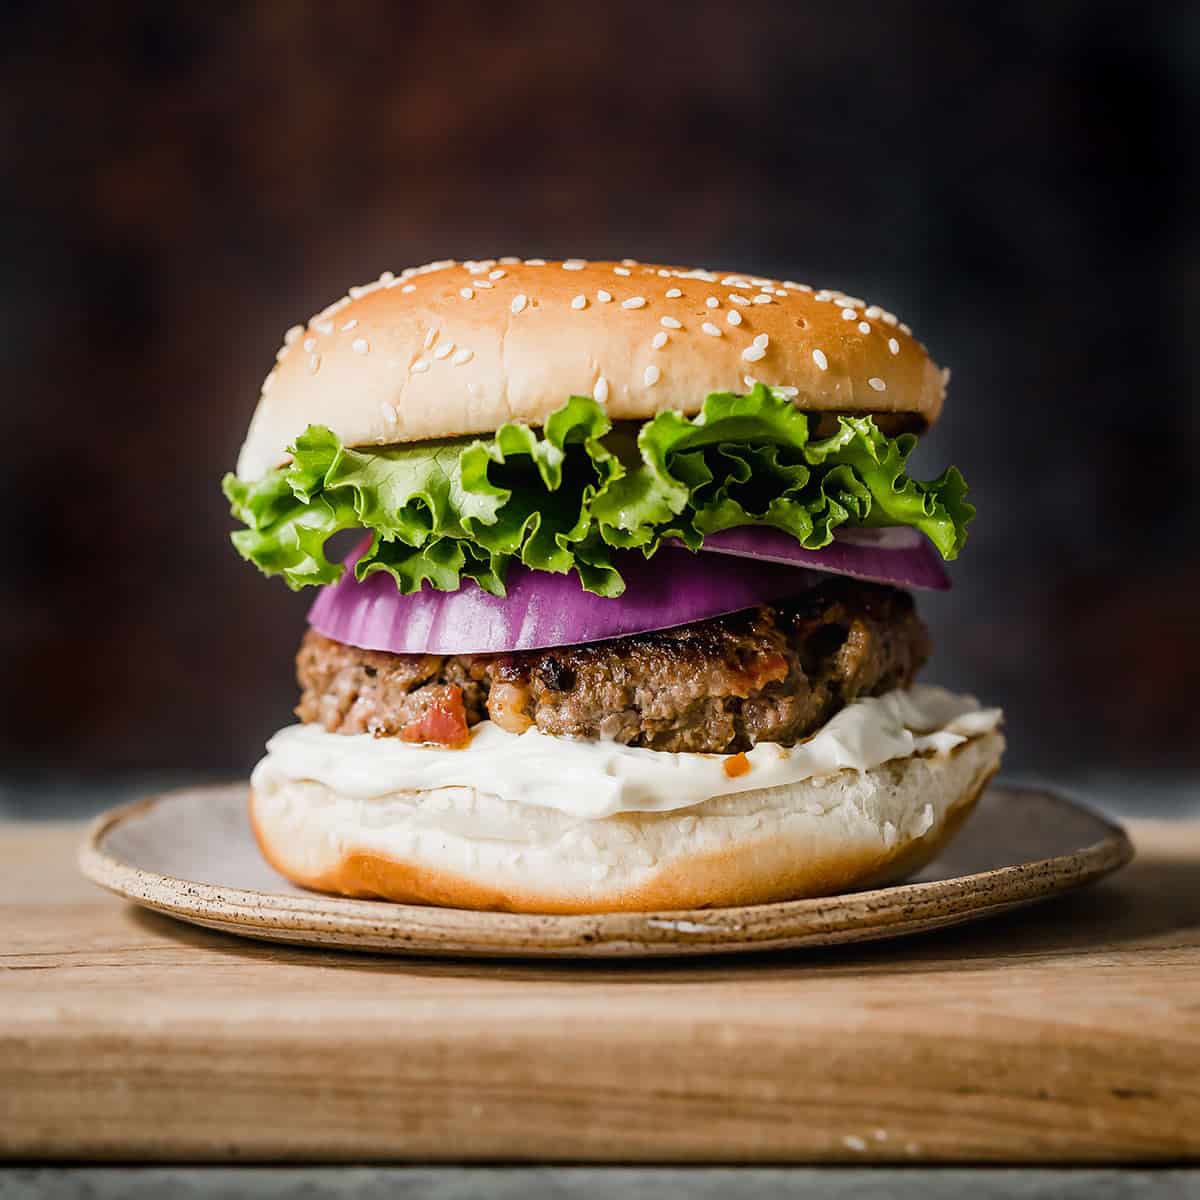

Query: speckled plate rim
[78,784,1133,959]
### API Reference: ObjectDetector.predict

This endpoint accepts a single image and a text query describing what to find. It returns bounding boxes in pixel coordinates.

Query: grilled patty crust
[295,580,930,753]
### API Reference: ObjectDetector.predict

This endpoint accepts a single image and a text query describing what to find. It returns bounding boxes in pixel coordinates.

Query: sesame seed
[308,354,321,373]
[942,366,952,386]
[433,340,455,359]
[774,288,788,297]
[275,346,290,363]
[621,258,637,265]
[666,287,683,298]
[868,376,887,391]
[775,385,799,398]
[499,256,520,264]
[660,315,682,329]
[524,258,546,266]
[899,322,912,335]
[657,268,671,277]
[728,294,750,306]
[888,337,900,355]
[812,293,830,303]
[865,305,882,319]
[562,259,587,270]
[622,296,647,309]
[401,284,416,293]
[348,285,366,300]
[489,269,506,280]
[841,308,857,320]
[511,294,528,314]
[743,375,757,389]
[753,333,769,349]
[341,318,358,331]
[314,319,334,335]
[741,345,766,362]
[812,348,828,371]
[571,294,587,310]
[751,294,772,305]
[303,337,317,352]
[459,287,474,300]
[644,364,661,386]
[652,331,668,349]
[473,280,493,289]
[352,337,369,355]
[614,266,632,276]
[452,347,474,365]
[411,359,431,374]
[881,311,898,326]
[597,290,612,303]
[423,328,437,350]
[727,310,743,326]
[701,322,722,337]
[706,296,720,308]
[284,324,304,345]
[858,321,871,334]
[594,376,609,403]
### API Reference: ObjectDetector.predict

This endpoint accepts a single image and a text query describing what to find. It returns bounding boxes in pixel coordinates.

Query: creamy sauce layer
[252,685,1002,821]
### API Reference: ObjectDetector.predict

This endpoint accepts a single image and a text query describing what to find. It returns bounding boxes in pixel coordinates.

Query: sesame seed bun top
[236,257,948,480]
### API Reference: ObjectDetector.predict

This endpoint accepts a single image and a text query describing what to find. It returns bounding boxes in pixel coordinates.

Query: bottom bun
[249,730,1004,914]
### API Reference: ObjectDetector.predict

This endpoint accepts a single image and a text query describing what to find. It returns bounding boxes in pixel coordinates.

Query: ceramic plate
[78,783,1131,958]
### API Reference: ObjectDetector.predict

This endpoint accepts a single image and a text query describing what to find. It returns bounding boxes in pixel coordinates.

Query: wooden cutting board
[2,818,1198,1163]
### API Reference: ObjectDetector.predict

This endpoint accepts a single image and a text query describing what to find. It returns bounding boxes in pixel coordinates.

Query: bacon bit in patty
[723,752,751,779]
[400,686,470,747]
[487,680,534,734]
[735,651,789,695]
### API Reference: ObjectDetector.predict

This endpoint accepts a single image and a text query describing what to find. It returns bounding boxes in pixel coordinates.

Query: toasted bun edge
[249,731,1002,914]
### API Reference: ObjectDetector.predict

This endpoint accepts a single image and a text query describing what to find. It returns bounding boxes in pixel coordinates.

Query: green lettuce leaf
[222,384,973,596]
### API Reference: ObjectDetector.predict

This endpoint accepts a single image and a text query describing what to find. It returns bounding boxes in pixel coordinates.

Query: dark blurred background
[2,1,1198,797]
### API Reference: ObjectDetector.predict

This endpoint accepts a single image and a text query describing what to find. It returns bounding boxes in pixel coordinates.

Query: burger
[224,257,1003,913]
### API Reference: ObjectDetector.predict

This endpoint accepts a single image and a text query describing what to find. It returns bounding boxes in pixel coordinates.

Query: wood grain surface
[2,819,1199,1163]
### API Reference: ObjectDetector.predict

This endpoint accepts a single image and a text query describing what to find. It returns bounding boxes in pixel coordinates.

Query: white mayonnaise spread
[251,685,1002,821]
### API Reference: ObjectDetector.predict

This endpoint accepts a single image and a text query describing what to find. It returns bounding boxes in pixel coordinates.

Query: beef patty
[295,579,930,753]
